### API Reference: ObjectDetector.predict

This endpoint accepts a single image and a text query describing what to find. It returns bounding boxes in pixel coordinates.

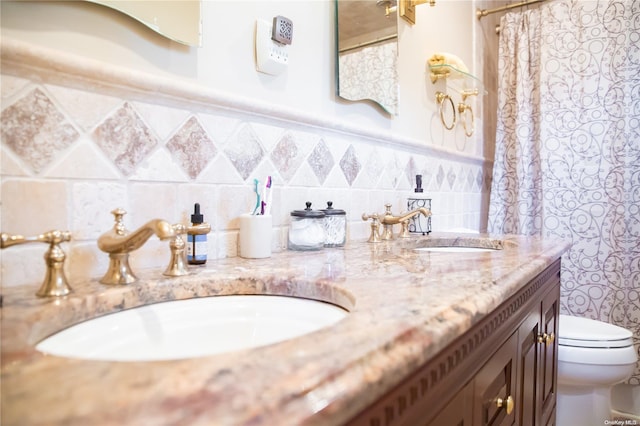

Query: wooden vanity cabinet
[346,259,561,426]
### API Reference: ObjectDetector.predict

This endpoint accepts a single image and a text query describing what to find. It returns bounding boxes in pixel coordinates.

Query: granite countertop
[1,234,570,425]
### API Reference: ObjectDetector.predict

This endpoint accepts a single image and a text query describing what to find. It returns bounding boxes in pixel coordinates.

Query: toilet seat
[559,314,634,349]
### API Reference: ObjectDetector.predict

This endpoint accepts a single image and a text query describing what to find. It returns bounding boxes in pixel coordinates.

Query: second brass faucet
[363,203,431,242]
[98,208,175,285]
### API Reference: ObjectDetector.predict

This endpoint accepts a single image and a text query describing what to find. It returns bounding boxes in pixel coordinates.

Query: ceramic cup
[239,214,272,259]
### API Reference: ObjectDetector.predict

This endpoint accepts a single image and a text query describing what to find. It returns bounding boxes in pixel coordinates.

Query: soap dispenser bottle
[407,175,432,235]
[187,203,211,265]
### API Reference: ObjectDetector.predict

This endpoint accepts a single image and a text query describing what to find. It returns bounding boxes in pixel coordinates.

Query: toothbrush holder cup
[239,214,273,259]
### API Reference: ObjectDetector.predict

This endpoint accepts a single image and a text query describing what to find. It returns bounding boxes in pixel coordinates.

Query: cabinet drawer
[474,331,517,426]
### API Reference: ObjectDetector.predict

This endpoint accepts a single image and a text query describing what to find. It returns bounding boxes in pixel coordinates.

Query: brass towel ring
[458,102,475,137]
[435,91,456,130]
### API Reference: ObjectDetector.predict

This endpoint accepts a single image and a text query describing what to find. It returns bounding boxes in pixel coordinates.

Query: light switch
[255,18,290,75]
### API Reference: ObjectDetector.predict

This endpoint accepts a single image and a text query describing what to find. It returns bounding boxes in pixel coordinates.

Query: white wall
[1,0,484,159]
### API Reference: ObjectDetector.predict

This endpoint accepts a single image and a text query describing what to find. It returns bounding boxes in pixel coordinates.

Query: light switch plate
[255,19,289,75]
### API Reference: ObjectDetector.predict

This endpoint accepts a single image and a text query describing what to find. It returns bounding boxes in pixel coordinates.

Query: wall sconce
[399,0,436,25]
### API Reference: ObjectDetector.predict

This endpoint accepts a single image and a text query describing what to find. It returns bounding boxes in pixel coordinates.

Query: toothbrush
[260,176,272,215]
[252,178,261,215]
[264,176,273,216]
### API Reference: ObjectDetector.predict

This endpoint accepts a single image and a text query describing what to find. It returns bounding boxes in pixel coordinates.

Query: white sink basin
[36,295,348,361]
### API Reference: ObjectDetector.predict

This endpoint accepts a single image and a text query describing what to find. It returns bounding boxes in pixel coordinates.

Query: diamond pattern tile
[466,169,475,191]
[447,167,457,189]
[404,157,418,187]
[364,149,384,186]
[307,139,335,184]
[166,116,217,180]
[340,145,361,186]
[476,170,484,190]
[271,132,305,182]
[224,124,264,181]
[92,102,158,177]
[436,165,445,190]
[1,88,79,174]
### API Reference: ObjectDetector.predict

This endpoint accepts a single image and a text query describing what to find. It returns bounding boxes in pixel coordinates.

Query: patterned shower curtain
[488,0,640,381]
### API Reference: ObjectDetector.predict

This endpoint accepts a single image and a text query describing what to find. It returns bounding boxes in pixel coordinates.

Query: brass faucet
[363,204,431,242]
[1,230,73,297]
[98,208,175,285]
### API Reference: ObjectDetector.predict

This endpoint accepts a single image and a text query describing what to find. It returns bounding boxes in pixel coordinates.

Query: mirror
[336,0,399,115]
[87,0,201,46]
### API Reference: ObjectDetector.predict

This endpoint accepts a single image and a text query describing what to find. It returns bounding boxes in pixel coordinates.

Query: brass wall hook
[1,230,73,297]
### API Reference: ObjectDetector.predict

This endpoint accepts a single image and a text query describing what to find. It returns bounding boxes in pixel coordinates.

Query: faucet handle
[110,208,128,235]
[164,224,189,277]
[361,213,382,243]
[1,230,73,297]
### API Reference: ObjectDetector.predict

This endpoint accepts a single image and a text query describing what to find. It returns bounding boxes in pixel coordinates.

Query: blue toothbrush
[252,178,261,215]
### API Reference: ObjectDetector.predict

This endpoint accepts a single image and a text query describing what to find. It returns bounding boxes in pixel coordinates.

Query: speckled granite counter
[1,234,570,425]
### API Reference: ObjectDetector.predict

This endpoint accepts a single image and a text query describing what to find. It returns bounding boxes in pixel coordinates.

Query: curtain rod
[476,0,546,20]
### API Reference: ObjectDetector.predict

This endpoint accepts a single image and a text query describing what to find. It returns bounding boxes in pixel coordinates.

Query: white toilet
[557,314,638,425]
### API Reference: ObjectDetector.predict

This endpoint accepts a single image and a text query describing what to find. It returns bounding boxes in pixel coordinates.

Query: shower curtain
[488,0,640,382]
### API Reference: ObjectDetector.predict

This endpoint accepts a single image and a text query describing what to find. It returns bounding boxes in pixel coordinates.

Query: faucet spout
[378,204,431,240]
[98,208,175,285]
[98,218,175,254]
[380,204,429,226]
[397,207,431,223]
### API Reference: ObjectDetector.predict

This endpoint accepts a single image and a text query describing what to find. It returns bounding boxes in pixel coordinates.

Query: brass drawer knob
[496,395,514,415]
[537,332,555,347]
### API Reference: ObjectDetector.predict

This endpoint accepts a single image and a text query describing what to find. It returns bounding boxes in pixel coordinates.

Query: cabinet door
[517,309,540,426]
[473,331,517,426]
[539,285,559,424]
[427,381,473,426]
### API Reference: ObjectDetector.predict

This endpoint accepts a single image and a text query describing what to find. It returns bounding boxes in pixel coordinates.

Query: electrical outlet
[272,16,293,45]
[255,19,289,75]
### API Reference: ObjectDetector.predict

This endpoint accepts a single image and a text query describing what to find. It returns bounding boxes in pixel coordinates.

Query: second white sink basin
[414,247,498,253]
[36,295,348,361]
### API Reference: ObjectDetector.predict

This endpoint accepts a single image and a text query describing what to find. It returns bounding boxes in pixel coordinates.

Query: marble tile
[46,84,122,132]
[270,132,305,183]
[133,102,190,141]
[92,102,158,177]
[71,181,128,240]
[1,180,69,235]
[166,116,217,180]
[307,139,334,185]
[224,124,264,181]
[339,145,361,186]
[46,140,120,179]
[1,88,79,174]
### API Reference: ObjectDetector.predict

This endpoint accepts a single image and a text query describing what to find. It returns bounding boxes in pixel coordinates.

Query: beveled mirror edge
[87,0,202,47]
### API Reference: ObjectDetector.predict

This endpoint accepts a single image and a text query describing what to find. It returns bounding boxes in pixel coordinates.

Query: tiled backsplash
[1,39,490,288]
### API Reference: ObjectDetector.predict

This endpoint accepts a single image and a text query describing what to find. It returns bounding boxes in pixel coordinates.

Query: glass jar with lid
[288,202,326,251]
[321,201,346,247]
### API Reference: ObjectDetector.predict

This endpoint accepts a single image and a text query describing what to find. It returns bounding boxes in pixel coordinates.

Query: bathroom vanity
[1,234,569,425]
[347,258,560,426]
